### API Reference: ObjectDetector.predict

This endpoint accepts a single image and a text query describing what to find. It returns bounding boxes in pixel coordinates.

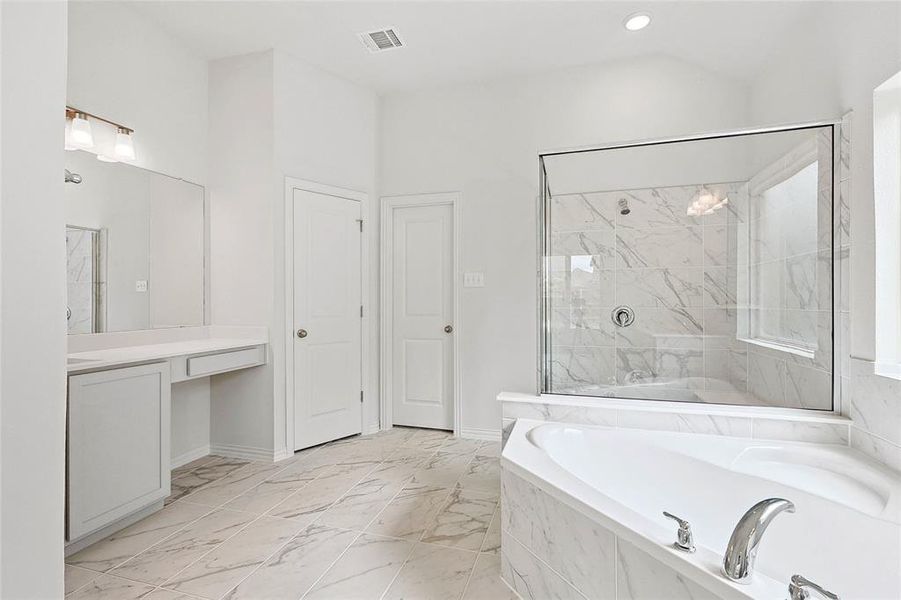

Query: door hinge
[356,219,363,232]
[360,305,364,318]
[360,390,364,403]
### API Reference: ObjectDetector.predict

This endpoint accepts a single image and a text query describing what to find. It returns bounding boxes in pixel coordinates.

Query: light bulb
[64,119,77,151]
[623,13,651,31]
[70,112,94,149]
[114,127,136,161]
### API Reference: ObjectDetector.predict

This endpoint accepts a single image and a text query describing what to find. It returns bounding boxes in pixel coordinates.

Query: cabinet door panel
[68,362,170,541]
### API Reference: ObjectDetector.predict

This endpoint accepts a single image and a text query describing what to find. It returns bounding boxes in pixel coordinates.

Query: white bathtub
[501,419,901,600]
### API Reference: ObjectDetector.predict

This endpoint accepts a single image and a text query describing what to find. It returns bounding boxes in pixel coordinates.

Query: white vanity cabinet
[67,362,171,541]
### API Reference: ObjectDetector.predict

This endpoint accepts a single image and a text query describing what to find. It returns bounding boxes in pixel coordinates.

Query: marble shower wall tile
[550,346,616,391]
[551,193,615,232]
[551,230,617,269]
[614,307,703,350]
[616,226,704,269]
[784,363,832,410]
[550,307,616,347]
[615,347,704,388]
[747,350,787,406]
[616,268,704,308]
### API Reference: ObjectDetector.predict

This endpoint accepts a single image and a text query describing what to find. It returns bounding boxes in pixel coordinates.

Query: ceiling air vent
[359,28,404,53]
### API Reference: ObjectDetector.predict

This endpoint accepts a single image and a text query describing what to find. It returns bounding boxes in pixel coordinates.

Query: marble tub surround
[500,419,901,600]
[499,392,851,448]
[65,427,512,600]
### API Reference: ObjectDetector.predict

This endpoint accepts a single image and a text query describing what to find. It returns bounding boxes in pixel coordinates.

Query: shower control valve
[611,306,635,328]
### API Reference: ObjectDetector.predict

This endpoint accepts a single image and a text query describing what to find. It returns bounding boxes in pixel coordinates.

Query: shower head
[65,169,82,184]
[618,198,630,215]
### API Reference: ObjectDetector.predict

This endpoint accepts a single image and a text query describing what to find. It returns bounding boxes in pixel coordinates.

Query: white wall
[208,51,276,456]
[67,1,208,184]
[749,1,901,362]
[380,56,751,433]
[272,50,380,448]
[0,1,68,597]
[68,2,213,461]
[207,49,379,457]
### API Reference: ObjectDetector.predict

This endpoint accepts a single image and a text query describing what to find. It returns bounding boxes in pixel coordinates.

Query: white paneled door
[391,203,454,429]
[293,189,362,450]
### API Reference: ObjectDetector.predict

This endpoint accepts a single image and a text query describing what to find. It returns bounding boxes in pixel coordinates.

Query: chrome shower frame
[536,119,845,415]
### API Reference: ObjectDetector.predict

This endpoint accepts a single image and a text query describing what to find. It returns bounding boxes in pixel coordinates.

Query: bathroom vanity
[63,151,271,550]
[65,330,267,548]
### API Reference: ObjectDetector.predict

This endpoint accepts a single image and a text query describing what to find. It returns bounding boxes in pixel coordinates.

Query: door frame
[380,192,462,435]
[284,177,371,452]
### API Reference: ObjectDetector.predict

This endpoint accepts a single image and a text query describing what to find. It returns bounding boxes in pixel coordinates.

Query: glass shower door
[540,124,836,410]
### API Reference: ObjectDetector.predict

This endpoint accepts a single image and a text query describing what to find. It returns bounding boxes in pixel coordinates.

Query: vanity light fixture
[623,12,652,31]
[114,127,136,161]
[65,106,136,161]
[69,112,94,149]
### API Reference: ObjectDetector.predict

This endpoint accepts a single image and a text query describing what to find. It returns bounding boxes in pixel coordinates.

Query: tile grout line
[70,430,497,600]
[159,441,393,596]
[79,451,312,591]
[213,436,439,599]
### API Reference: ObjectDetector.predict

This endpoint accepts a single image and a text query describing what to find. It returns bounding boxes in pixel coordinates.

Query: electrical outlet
[463,272,485,287]
[135,280,148,292]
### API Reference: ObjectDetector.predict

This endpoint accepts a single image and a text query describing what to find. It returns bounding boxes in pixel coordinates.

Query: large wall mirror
[65,151,205,334]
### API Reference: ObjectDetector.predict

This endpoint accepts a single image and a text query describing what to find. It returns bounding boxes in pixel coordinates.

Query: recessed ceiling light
[623,12,651,31]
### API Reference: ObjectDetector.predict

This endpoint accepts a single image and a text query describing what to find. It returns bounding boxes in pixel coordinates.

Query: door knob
[296,329,308,339]
[444,325,453,334]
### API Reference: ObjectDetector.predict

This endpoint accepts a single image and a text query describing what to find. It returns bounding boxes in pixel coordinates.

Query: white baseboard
[273,447,294,462]
[459,427,501,442]
[210,442,276,462]
[171,445,211,470]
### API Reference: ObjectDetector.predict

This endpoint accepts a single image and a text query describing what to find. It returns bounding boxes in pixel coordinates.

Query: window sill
[738,337,815,360]
[874,363,901,382]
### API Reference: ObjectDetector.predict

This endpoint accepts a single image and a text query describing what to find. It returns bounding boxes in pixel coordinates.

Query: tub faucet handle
[662,511,695,553]
[788,575,840,600]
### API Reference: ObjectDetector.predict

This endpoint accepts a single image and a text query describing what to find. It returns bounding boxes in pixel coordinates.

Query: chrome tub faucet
[722,498,795,583]
[789,574,840,600]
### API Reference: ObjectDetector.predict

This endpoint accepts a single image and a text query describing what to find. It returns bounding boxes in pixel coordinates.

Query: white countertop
[67,337,268,373]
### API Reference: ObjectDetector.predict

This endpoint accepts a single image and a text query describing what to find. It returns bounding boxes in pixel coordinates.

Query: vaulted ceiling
[118,1,823,94]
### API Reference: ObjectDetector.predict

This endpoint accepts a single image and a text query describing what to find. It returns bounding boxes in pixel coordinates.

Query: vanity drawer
[185,346,265,378]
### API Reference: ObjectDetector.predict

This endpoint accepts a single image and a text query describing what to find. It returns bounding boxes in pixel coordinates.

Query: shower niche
[539,124,838,411]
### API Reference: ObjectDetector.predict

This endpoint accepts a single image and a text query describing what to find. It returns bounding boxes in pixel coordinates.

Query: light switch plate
[463,272,485,287]
[135,280,148,292]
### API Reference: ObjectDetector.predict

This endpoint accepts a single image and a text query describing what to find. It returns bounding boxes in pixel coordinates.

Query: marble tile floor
[65,427,517,600]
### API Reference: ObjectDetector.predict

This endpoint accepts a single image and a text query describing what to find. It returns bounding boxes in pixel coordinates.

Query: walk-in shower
[538,123,838,410]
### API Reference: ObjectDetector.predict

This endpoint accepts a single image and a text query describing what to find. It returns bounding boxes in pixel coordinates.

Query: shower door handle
[611,306,635,328]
